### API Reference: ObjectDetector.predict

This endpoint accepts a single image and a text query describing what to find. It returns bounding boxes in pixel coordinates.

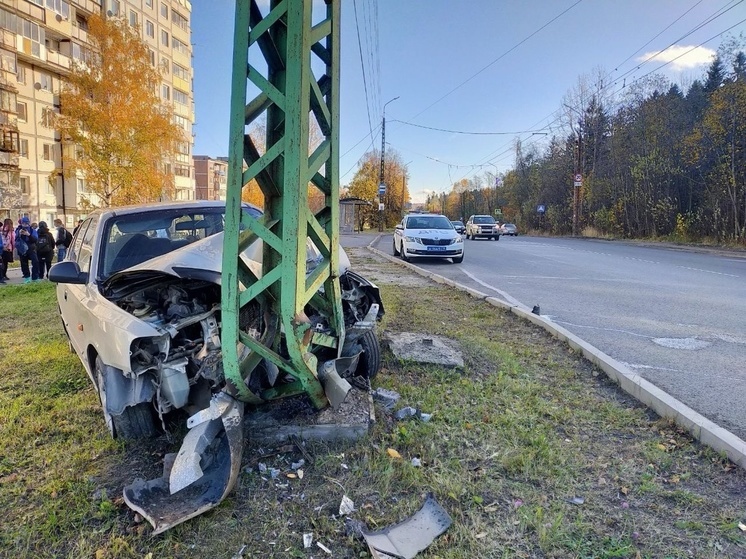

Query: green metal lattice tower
[220,0,342,409]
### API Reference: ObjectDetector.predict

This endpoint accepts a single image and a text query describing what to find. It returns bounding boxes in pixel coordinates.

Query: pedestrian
[73,219,83,236]
[1,218,14,282]
[53,218,72,262]
[36,221,55,279]
[15,216,39,282]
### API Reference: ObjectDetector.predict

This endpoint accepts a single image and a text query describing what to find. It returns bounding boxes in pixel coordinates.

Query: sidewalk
[1,265,52,286]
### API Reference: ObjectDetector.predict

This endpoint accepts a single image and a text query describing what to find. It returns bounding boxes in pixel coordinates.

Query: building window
[160,29,168,47]
[175,141,189,163]
[160,3,168,18]
[71,43,92,64]
[19,139,28,157]
[107,0,120,17]
[38,72,52,92]
[149,49,155,66]
[172,10,188,31]
[47,180,54,195]
[145,0,153,8]
[161,84,170,100]
[174,164,190,177]
[45,0,69,19]
[173,88,188,106]
[173,62,188,81]
[41,107,57,127]
[145,20,154,38]
[16,102,26,121]
[0,8,17,34]
[20,176,28,194]
[43,143,54,160]
[128,10,137,28]
[172,37,188,56]
[77,177,86,193]
[19,17,45,58]
[173,113,189,131]
[16,65,25,84]
[161,58,169,74]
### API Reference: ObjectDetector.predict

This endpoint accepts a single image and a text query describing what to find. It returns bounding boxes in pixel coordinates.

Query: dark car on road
[451,220,465,234]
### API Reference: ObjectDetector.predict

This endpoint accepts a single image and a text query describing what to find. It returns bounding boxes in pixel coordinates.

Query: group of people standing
[0,217,74,284]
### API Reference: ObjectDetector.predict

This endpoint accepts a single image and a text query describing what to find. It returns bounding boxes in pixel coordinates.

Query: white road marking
[460,269,525,308]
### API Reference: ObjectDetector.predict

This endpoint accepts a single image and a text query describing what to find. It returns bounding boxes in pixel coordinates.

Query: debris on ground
[339,495,355,516]
[303,533,313,548]
[361,493,452,559]
[372,387,401,410]
[383,332,464,368]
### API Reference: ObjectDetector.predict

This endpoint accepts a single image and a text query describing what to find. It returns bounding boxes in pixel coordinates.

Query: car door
[58,216,99,367]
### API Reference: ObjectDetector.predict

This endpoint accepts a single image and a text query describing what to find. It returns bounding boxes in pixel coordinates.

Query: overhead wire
[352,0,375,145]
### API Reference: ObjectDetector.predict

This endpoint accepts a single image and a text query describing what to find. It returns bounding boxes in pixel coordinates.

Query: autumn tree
[51,15,184,207]
[347,149,409,228]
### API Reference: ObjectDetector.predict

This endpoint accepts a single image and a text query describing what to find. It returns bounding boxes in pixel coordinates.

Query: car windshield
[504,223,515,228]
[406,215,453,229]
[100,206,261,279]
[474,216,496,224]
[451,221,464,227]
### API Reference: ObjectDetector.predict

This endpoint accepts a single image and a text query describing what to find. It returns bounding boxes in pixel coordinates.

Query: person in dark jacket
[53,218,71,262]
[36,221,55,279]
[15,216,39,282]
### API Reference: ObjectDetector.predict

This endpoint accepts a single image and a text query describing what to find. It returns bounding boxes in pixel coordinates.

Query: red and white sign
[574,173,583,187]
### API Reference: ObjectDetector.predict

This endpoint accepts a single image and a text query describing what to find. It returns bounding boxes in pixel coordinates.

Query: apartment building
[193,155,227,201]
[0,0,194,228]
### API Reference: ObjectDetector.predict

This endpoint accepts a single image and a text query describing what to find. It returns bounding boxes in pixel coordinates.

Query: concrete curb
[366,235,746,469]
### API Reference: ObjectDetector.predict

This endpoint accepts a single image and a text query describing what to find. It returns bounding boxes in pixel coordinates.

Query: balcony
[69,0,101,15]
[45,49,70,70]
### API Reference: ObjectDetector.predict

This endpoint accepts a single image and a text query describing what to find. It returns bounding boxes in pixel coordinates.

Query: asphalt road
[369,233,746,441]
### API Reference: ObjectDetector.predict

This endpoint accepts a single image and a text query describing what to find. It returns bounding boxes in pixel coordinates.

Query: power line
[390,120,550,136]
[352,0,375,145]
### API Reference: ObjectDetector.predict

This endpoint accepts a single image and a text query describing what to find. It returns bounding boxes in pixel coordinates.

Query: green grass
[1,258,746,558]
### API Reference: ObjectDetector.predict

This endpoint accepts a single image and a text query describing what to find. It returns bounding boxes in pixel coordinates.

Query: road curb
[366,236,746,469]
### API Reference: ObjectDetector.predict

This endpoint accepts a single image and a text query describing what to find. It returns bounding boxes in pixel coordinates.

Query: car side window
[75,217,98,275]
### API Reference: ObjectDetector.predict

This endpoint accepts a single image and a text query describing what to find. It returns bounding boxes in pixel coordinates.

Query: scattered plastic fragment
[339,495,355,515]
[230,544,247,559]
[372,388,401,410]
[361,493,452,559]
[297,469,304,480]
[257,463,267,473]
[387,448,402,459]
[567,496,584,505]
[303,533,313,548]
[621,501,629,509]
[394,406,418,420]
[291,459,305,470]
[739,522,746,532]
[317,541,332,554]
[269,468,280,479]
[513,499,523,508]
[411,457,422,467]
[419,413,432,422]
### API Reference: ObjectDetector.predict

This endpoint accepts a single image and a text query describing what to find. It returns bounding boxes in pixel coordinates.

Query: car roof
[82,201,261,221]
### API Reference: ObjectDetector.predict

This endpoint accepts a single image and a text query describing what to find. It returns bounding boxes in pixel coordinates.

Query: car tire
[95,356,157,440]
[452,253,464,264]
[393,239,400,256]
[401,245,410,262]
[356,329,381,379]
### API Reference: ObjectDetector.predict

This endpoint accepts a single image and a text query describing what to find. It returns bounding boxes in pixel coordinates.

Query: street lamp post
[379,96,399,231]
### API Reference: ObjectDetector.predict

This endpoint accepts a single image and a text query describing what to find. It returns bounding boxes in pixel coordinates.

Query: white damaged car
[49,201,384,439]
[393,212,464,263]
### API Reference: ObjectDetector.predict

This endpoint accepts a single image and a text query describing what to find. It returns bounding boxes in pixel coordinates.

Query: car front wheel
[452,253,464,264]
[392,238,400,256]
[95,356,157,439]
[401,245,410,262]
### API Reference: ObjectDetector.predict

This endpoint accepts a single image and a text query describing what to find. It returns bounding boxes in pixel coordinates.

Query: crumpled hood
[103,232,351,290]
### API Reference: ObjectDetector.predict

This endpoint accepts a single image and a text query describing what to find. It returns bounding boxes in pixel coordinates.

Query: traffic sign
[573,173,582,187]
[378,203,384,211]
[378,182,386,196]
[537,204,546,214]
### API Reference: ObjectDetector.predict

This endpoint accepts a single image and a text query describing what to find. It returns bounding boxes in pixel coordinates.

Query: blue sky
[191,0,746,203]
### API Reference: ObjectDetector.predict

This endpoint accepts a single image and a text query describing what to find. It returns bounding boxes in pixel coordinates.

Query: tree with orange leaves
[50,15,184,208]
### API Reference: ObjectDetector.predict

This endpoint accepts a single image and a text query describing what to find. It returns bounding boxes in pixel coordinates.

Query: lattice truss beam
[221,0,342,409]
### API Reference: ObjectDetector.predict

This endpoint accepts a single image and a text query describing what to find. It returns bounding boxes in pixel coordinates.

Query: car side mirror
[49,261,88,285]
[395,225,403,230]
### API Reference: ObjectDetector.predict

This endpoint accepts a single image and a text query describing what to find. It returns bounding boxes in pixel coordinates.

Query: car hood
[103,232,351,291]
[406,229,460,237]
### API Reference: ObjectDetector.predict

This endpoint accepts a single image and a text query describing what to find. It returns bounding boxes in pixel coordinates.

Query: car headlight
[404,236,420,243]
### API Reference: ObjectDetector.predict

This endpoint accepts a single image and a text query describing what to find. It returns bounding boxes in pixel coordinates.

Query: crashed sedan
[49,200,383,531]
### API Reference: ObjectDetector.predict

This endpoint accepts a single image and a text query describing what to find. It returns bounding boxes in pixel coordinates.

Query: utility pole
[379,96,399,231]
[573,123,582,236]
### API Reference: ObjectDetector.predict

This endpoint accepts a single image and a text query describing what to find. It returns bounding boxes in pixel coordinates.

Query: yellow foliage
[52,15,185,207]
